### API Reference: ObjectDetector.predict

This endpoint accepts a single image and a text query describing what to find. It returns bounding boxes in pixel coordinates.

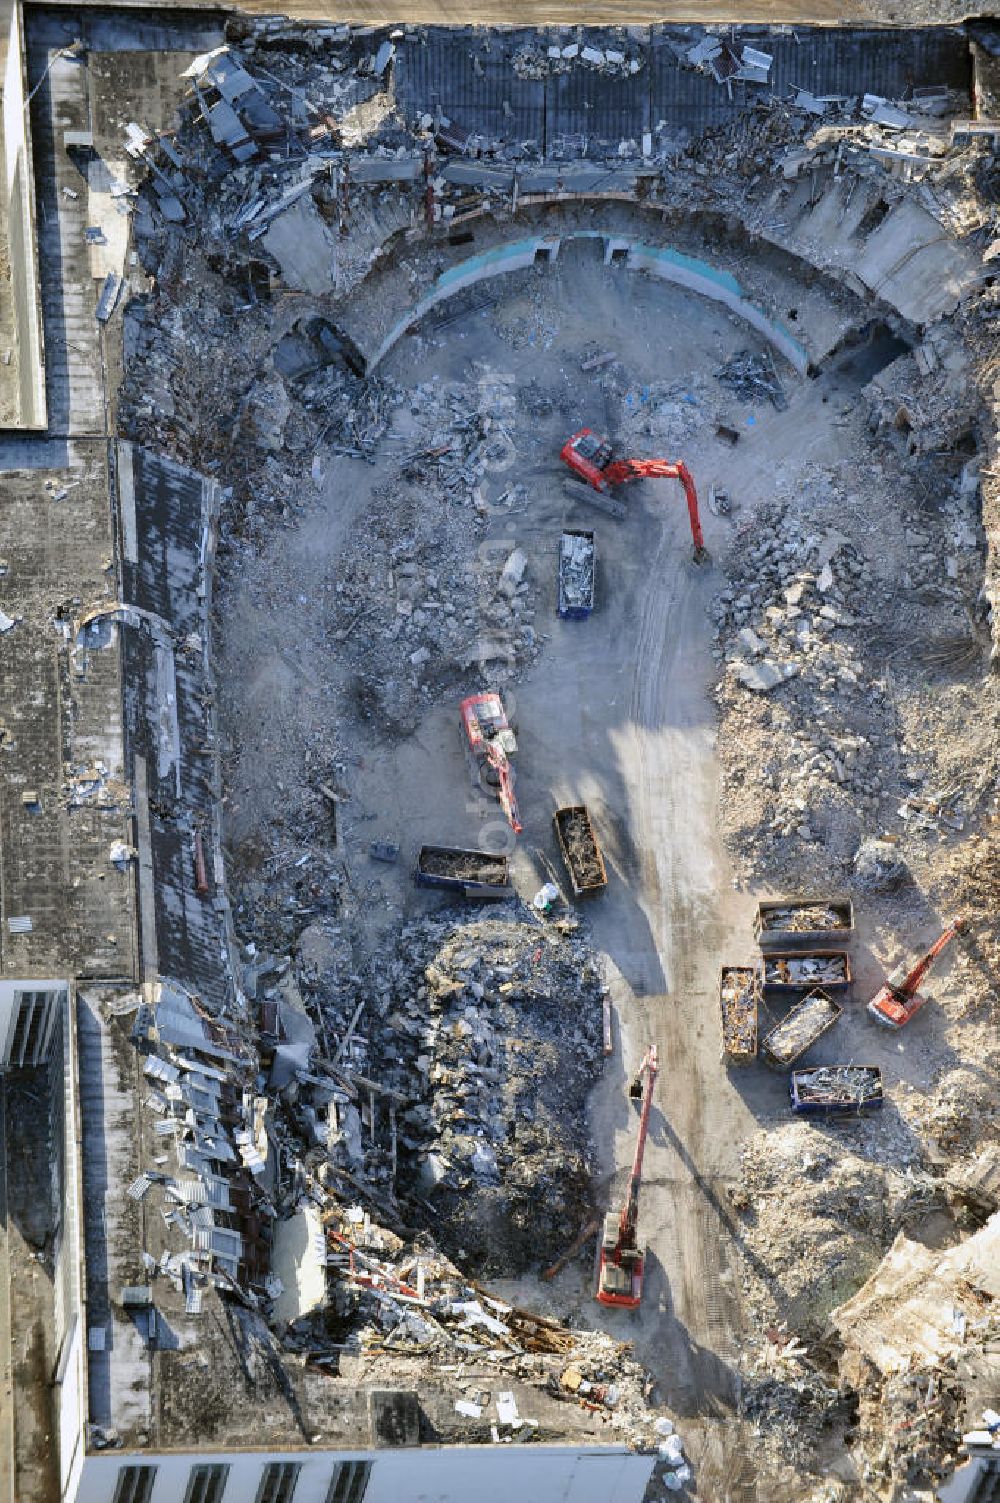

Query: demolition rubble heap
[107,947,672,1452]
[101,18,1000,1497]
[263,910,608,1276]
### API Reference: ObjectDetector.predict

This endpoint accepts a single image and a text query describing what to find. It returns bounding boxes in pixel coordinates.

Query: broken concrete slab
[261,194,336,296]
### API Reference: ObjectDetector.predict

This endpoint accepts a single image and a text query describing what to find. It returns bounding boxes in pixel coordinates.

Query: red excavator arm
[896,918,966,995]
[604,458,705,560]
[560,429,708,563]
[597,1044,659,1308]
[486,744,522,835]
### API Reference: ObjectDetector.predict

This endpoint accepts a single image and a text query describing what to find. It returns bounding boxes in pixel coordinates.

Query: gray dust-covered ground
[213,235,999,1494]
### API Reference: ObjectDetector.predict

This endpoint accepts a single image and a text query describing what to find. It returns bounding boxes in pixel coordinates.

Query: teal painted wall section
[370,230,809,375]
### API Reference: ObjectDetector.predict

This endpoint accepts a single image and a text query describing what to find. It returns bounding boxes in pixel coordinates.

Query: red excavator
[597,1044,658,1309]
[867,918,967,1029]
[560,428,708,564]
[460,692,522,834]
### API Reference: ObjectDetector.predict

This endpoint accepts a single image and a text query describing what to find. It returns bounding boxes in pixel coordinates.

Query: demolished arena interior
[0,4,998,1502]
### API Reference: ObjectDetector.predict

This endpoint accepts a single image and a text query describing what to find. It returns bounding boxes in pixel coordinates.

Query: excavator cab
[598,1215,644,1306]
[468,693,516,756]
[568,430,612,469]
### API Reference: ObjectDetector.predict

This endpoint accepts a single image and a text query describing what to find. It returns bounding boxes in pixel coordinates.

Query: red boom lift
[460,692,522,834]
[560,428,708,564]
[867,918,967,1029]
[597,1044,659,1309]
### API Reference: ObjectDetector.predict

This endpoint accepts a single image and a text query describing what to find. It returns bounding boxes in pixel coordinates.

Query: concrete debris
[93,20,1000,1496]
[511,38,643,81]
[852,837,908,892]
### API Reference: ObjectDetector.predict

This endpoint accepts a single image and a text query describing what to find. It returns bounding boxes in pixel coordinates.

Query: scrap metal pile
[720,967,757,1057]
[791,1065,883,1108]
[758,903,850,934]
[558,532,595,614]
[763,955,848,987]
[715,349,787,410]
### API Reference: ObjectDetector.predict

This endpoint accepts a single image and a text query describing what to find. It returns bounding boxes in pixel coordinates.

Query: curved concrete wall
[368,230,809,375]
[370,236,561,368]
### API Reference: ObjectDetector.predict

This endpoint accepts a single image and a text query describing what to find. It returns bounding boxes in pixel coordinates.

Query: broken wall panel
[649,32,734,138]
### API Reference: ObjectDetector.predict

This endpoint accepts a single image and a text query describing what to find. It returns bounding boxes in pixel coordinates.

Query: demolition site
[0,3,998,1503]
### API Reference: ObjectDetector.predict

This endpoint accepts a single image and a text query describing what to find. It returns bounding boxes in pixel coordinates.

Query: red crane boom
[560,429,708,564]
[596,1044,658,1308]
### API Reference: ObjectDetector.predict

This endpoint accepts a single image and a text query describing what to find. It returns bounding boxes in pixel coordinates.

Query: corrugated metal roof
[397,26,971,155]
[396,29,545,148]
[546,64,649,152]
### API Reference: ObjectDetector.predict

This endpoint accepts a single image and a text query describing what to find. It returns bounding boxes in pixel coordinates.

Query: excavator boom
[560,430,707,562]
[489,747,522,835]
[597,1044,658,1308]
[868,918,966,1029]
[898,918,965,994]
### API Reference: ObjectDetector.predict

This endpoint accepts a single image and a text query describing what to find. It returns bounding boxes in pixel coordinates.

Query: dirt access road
[221,239,880,1494]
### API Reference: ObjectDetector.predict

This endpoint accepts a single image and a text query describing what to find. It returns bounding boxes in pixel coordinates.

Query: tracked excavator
[597,1044,658,1309]
[867,918,967,1029]
[560,428,709,564]
[460,692,522,834]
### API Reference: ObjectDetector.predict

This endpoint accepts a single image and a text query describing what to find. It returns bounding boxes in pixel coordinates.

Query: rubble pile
[732,1121,930,1333]
[898,1060,1000,1158]
[739,1334,852,1477]
[511,37,644,82]
[614,374,715,452]
[712,498,897,877]
[332,492,539,735]
[315,1209,663,1420]
[711,454,991,886]
[831,1213,1000,1494]
[852,1364,970,1492]
[863,328,980,457]
[282,1209,690,1455]
[370,913,606,1274]
[264,911,608,1276]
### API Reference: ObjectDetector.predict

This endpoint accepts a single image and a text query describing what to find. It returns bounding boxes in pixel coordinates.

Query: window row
[112,1458,373,1503]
